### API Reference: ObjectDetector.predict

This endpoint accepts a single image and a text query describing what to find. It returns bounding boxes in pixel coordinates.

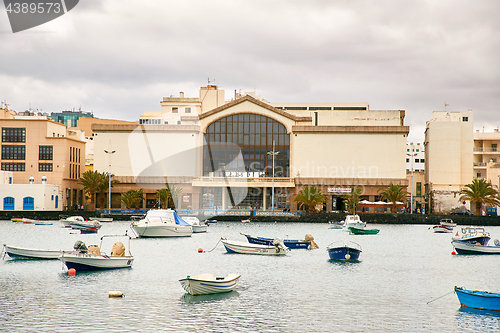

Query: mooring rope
[205,238,222,253]
[426,290,454,304]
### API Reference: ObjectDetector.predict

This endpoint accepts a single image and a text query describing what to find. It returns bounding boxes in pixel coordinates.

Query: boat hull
[327,241,362,261]
[131,224,192,237]
[179,274,241,295]
[221,239,288,255]
[433,226,453,233]
[192,225,208,233]
[242,234,309,249]
[3,244,62,259]
[348,227,380,235]
[61,253,134,270]
[452,241,500,255]
[455,287,500,311]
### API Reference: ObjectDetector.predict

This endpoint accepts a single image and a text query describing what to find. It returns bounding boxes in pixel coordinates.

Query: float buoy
[198,248,203,253]
[227,225,229,228]
[345,254,351,260]
[109,290,124,297]
[68,268,76,276]
[451,251,456,255]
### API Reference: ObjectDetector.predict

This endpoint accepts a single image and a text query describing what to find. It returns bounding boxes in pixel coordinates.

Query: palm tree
[459,179,500,215]
[78,170,104,211]
[342,187,362,215]
[378,183,408,213]
[293,186,328,212]
[96,173,119,209]
[156,185,183,209]
[118,189,144,209]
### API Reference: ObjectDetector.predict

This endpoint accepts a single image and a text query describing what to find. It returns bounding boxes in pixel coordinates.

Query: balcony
[474,147,499,153]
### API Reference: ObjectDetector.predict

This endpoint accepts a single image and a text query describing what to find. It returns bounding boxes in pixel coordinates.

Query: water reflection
[180,290,239,305]
[456,307,500,332]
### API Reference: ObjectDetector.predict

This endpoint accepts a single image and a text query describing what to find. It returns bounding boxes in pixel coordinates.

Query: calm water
[1,219,500,332]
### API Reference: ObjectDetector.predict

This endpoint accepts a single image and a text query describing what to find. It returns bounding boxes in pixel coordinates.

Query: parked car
[451,209,473,215]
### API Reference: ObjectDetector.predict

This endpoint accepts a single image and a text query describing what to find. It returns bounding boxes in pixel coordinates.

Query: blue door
[55,195,59,209]
[3,197,14,210]
[23,197,34,210]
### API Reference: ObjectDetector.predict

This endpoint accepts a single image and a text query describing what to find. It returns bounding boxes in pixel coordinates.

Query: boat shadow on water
[180,290,240,304]
[456,307,500,330]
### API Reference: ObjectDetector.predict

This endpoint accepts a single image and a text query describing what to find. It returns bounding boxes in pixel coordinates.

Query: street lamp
[104,149,116,210]
[267,140,279,211]
[407,152,417,214]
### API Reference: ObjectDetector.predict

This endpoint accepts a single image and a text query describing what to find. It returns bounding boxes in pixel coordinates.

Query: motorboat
[90,217,113,222]
[348,227,380,235]
[433,225,454,233]
[60,216,98,229]
[60,235,134,271]
[328,221,344,229]
[342,215,366,231]
[34,221,53,225]
[452,238,500,255]
[204,219,217,224]
[11,217,40,224]
[433,219,456,233]
[452,226,491,245]
[455,286,500,311]
[440,219,456,227]
[241,219,251,223]
[130,209,193,237]
[221,238,289,255]
[182,216,208,233]
[179,273,241,295]
[2,244,63,259]
[327,241,362,261]
[241,233,312,249]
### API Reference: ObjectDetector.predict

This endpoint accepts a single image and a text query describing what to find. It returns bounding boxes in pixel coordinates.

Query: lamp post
[104,149,116,210]
[407,152,417,214]
[267,140,279,211]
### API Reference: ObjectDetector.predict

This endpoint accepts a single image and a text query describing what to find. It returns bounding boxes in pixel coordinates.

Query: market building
[93,85,409,213]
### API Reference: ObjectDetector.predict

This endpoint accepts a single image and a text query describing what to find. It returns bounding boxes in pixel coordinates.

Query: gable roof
[198,95,311,123]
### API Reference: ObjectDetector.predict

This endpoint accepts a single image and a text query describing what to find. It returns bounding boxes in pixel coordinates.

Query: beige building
[406,142,425,213]
[424,110,474,213]
[93,85,409,212]
[1,107,85,210]
[473,129,500,191]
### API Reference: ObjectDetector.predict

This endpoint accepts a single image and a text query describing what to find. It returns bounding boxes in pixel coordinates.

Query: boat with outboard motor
[60,235,134,270]
[221,238,289,255]
[182,216,208,233]
[130,209,193,237]
[241,233,316,249]
[2,244,64,259]
[327,240,362,261]
[342,215,366,231]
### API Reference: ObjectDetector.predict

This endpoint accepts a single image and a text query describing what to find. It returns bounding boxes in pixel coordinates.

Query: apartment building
[473,129,500,190]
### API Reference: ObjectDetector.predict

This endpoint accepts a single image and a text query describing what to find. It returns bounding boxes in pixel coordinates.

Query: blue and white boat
[455,286,500,311]
[241,233,310,249]
[130,209,193,237]
[326,241,362,261]
[452,238,500,255]
[452,226,490,245]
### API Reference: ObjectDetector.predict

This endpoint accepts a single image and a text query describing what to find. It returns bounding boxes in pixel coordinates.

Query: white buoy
[109,290,124,298]
[345,254,351,260]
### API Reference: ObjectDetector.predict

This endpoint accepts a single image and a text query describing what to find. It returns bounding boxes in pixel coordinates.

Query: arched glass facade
[203,114,290,177]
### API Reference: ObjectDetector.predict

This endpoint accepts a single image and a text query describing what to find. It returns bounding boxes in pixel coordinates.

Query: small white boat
[2,244,62,259]
[11,217,39,224]
[60,235,134,270]
[440,219,456,227]
[343,215,366,231]
[90,217,113,222]
[131,209,192,237]
[182,216,208,233]
[221,238,289,255]
[241,219,251,223]
[452,226,491,245]
[433,225,454,233]
[60,216,86,228]
[68,218,101,230]
[35,221,53,226]
[179,273,241,295]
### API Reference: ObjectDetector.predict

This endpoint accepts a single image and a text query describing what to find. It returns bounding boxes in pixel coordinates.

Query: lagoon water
[1,219,500,332]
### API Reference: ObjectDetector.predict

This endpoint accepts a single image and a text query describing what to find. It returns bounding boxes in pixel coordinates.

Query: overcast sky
[1,0,499,143]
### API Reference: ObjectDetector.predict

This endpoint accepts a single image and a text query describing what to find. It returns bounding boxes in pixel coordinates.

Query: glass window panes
[2,128,26,142]
[2,145,25,160]
[39,146,53,160]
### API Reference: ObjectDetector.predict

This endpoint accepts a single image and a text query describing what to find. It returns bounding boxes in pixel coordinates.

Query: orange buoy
[451,251,456,255]
[198,248,203,253]
[227,225,229,228]
[68,268,76,276]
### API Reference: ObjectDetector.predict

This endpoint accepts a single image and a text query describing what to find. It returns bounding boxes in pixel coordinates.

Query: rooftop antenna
[208,77,210,85]
[444,102,449,113]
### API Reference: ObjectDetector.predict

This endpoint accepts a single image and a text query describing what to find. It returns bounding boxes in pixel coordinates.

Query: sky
[1,0,499,143]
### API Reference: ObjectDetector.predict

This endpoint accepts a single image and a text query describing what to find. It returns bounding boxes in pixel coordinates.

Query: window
[415,159,420,163]
[39,163,53,172]
[492,144,497,152]
[185,107,191,113]
[1,162,25,171]
[2,128,26,142]
[406,149,409,152]
[406,158,409,162]
[462,117,468,122]
[2,145,25,160]
[416,182,422,196]
[172,107,178,113]
[420,158,425,163]
[416,149,419,152]
[39,146,53,160]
